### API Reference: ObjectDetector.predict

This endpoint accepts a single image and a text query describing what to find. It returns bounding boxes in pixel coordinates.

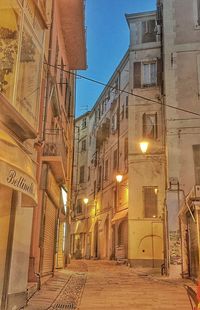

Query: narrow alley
[26,260,191,310]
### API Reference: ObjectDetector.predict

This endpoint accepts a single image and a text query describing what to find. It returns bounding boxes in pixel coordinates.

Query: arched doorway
[93,221,99,258]
[118,220,128,258]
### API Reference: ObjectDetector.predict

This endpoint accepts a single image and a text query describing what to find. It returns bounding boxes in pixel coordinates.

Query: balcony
[42,129,67,184]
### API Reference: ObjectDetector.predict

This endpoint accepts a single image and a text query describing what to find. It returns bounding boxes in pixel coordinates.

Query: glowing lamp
[139,141,149,154]
[83,198,89,205]
[116,174,123,183]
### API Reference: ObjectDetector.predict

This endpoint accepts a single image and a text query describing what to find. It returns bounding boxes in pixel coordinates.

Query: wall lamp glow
[116,174,123,183]
[139,141,149,154]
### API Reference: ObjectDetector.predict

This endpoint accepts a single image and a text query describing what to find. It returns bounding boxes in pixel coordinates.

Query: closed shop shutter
[42,196,57,275]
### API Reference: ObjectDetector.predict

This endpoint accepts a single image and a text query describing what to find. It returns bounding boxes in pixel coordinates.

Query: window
[143,113,157,139]
[193,145,200,184]
[124,138,128,161]
[104,159,108,180]
[143,63,157,87]
[134,60,161,89]
[143,187,158,218]
[81,118,87,129]
[79,166,85,183]
[142,20,156,43]
[121,104,124,119]
[113,149,118,170]
[111,113,117,133]
[81,139,86,151]
[76,199,82,214]
[126,96,128,119]
[88,166,90,181]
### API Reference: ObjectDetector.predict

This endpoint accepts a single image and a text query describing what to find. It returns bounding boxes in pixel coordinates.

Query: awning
[111,209,128,223]
[0,130,37,205]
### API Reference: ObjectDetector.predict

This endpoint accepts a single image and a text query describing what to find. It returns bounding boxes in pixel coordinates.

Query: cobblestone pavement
[26,260,192,310]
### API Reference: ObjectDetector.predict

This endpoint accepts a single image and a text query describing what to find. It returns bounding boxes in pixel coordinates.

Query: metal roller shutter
[42,196,57,275]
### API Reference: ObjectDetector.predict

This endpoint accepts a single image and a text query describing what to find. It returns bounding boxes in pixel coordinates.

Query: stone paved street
[26,260,192,310]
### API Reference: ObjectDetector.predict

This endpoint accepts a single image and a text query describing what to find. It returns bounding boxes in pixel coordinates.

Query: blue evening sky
[76,0,156,117]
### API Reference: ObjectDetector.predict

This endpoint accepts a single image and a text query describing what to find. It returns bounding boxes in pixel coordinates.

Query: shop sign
[0,161,37,203]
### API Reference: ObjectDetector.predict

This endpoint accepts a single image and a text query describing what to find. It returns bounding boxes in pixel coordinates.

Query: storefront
[40,167,60,277]
[0,129,37,309]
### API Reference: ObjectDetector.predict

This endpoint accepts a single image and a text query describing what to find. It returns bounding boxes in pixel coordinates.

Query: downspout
[39,0,54,277]
[158,0,169,276]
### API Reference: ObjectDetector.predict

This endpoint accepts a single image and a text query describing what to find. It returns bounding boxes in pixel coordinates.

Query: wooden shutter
[157,59,162,86]
[134,62,141,88]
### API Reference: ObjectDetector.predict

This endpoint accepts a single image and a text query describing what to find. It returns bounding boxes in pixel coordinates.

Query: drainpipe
[157,0,169,276]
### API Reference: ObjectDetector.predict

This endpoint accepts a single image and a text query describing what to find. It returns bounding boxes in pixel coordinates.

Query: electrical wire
[44,62,200,118]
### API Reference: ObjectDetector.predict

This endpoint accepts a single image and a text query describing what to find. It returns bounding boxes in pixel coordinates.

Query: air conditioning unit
[194,185,200,199]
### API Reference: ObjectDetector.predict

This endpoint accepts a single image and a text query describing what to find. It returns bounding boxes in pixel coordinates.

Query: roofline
[125,10,156,27]
[75,111,91,122]
[89,49,130,116]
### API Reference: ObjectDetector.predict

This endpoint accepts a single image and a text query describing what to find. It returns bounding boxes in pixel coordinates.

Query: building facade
[160,0,200,278]
[28,0,86,292]
[0,1,46,309]
[72,0,200,279]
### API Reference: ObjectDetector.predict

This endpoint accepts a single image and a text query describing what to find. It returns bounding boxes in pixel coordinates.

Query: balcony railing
[42,129,68,182]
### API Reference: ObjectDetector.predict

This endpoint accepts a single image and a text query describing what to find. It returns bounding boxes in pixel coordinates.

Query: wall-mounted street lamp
[139,141,149,154]
[83,198,89,205]
[116,174,123,183]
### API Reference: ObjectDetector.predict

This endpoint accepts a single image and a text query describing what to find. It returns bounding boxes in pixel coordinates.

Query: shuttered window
[76,199,82,214]
[142,19,156,43]
[79,166,85,183]
[143,187,158,218]
[193,145,200,184]
[134,62,141,88]
[134,60,161,88]
[143,113,158,139]
[143,63,157,86]
[126,96,128,119]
